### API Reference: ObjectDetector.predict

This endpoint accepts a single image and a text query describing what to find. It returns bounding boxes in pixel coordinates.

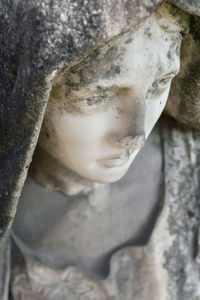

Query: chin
[82,166,129,184]
[94,176,124,184]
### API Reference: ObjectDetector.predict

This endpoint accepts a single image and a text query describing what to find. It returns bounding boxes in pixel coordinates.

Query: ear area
[165,15,200,130]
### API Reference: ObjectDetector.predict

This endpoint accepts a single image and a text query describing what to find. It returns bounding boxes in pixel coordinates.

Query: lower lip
[99,157,129,167]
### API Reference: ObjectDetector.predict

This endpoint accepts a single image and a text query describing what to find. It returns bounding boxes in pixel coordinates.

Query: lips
[99,156,129,167]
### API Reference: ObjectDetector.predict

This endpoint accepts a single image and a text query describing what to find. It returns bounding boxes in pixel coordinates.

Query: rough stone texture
[170,0,200,16]
[0,1,200,299]
[10,247,161,300]
[150,117,200,300]
[166,16,200,130]
[0,238,10,300]
[163,25,200,298]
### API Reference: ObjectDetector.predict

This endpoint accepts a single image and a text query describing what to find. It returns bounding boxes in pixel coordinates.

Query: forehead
[56,14,182,93]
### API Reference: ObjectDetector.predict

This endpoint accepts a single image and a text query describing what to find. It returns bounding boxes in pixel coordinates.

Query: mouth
[98,150,133,168]
[99,157,129,167]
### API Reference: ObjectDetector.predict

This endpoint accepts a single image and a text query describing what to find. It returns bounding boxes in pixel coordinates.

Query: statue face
[39,14,182,184]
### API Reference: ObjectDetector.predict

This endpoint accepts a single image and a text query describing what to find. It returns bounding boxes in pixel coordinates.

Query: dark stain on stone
[167,52,172,59]
[114,66,121,74]
[190,16,200,42]
[46,132,50,139]
[144,27,152,38]
[125,37,133,44]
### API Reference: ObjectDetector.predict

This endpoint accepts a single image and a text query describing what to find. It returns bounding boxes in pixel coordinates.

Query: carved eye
[153,77,172,89]
[80,91,112,105]
[146,77,173,99]
[72,90,113,113]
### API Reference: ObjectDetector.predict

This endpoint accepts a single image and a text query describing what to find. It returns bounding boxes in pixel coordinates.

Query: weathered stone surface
[0,238,10,300]
[150,117,200,300]
[0,0,162,245]
[170,0,200,16]
[166,16,200,130]
[0,1,200,300]
[10,247,161,300]
[0,0,199,243]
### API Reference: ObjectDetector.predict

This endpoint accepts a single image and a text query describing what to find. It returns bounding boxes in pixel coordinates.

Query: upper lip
[99,150,133,161]
[98,150,133,167]
[100,157,128,166]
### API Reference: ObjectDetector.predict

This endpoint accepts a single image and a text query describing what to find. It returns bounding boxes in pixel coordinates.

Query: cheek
[46,111,113,163]
[145,87,170,137]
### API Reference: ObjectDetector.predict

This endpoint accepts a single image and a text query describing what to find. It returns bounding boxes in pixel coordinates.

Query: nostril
[120,135,145,150]
[109,133,146,150]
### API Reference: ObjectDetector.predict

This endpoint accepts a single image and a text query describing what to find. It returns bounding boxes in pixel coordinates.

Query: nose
[119,134,145,150]
[115,93,145,151]
[111,132,145,152]
[109,94,146,151]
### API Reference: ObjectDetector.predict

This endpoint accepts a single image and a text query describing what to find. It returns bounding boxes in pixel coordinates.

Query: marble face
[39,11,182,184]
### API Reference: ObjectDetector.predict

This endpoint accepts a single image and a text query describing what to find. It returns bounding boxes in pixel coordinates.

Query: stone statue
[0,1,200,299]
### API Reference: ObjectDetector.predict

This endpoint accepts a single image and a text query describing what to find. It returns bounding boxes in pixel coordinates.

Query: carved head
[38,3,189,184]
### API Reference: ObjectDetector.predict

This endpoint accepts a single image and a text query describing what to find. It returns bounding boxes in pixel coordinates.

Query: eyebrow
[96,84,119,91]
[95,71,179,91]
[163,70,180,77]
[76,69,180,97]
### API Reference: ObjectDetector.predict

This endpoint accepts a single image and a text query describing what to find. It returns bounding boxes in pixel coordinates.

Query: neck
[29,146,102,196]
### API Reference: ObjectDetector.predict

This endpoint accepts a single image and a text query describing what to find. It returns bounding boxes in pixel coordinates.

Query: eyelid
[154,72,177,86]
[78,84,127,97]
[159,77,173,84]
[77,90,114,102]
[163,70,180,77]
[69,90,114,114]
